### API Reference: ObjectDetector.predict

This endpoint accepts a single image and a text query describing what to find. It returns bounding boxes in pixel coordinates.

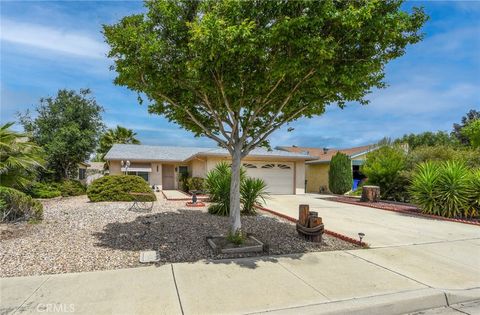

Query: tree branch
[140,74,229,148]
[242,69,315,144]
[243,104,311,156]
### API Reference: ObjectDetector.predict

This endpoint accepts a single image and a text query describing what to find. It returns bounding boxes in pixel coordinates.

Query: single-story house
[77,162,90,184]
[104,144,314,194]
[276,145,377,193]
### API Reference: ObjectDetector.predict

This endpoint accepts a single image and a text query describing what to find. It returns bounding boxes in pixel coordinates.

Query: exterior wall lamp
[121,160,130,175]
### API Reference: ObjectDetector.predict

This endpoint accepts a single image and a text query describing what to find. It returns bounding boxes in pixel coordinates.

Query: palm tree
[0,122,45,188]
[97,125,140,160]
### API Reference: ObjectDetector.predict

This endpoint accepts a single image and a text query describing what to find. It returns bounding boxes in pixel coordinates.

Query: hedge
[54,180,86,197]
[26,182,62,199]
[87,175,156,202]
[0,186,43,222]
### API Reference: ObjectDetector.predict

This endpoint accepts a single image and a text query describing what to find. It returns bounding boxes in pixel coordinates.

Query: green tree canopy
[393,131,458,150]
[104,0,426,232]
[19,89,104,179]
[461,119,480,148]
[97,125,140,160]
[452,109,480,145]
[0,122,45,189]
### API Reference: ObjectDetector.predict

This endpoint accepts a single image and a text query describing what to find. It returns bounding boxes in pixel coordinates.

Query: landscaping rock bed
[1,194,356,277]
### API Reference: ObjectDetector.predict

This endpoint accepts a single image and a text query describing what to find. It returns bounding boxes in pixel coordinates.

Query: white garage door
[243,162,294,195]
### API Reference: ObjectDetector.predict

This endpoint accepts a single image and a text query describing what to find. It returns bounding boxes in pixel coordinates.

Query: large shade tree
[19,89,104,179]
[97,125,141,160]
[104,0,427,233]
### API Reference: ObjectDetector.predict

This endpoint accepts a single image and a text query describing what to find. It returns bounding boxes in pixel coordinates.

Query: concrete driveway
[263,194,480,248]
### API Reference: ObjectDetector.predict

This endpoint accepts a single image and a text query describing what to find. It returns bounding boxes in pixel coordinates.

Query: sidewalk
[2,244,479,315]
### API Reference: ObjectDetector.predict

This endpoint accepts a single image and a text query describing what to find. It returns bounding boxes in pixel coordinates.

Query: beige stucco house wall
[108,155,307,194]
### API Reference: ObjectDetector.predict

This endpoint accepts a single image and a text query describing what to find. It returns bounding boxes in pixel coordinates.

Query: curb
[328,197,480,227]
[255,205,367,247]
[254,288,480,315]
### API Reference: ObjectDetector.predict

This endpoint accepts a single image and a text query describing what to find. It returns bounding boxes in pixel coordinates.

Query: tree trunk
[229,144,242,234]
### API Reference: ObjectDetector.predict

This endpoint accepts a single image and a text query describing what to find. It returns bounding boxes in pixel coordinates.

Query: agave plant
[241,177,268,215]
[409,161,440,215]
[435,161,471,218]
[0,122,45,189]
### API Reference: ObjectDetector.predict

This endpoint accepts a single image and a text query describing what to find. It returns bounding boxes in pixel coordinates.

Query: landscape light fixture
[358,232,365,245]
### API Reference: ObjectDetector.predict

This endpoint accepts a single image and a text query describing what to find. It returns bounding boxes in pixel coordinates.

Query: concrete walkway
[2,243,479,315]
[161,190,190,199]
[2,194,479,314]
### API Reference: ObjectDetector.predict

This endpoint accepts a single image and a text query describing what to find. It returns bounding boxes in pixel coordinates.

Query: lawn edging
[255,205,368,247]
[328,196,480,227]
[160,190,209,201]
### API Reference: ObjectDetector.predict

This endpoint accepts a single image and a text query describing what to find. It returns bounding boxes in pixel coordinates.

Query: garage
[242,162,294,195]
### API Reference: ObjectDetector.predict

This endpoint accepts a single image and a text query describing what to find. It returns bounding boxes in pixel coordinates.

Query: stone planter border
[206,235,264,254]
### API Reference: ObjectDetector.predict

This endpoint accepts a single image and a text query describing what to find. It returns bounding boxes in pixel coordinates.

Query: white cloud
[1,19,107,59]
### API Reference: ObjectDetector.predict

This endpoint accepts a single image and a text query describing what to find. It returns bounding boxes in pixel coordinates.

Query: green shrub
[241,177,268,215]
[407,146,480,169]
[362,146,408,200]
[186,177,205,192]
[410,161,475,218]
[26,182,61,199]
[55,180,86,197]
[328,152,353,194]
[87,175,156,202]
[205,162,267,216]
[227,230,246,245]
[0,186,43,222]
[469,169,480,217]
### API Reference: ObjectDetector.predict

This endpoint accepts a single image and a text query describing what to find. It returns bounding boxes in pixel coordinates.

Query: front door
[162,165,175,190]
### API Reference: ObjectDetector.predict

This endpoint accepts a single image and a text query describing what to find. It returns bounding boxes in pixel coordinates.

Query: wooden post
[360,185,380,202]
[298,204,310,226]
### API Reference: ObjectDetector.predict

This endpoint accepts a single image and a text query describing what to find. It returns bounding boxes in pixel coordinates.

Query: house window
[127,171,149,182]
[243,163,257,169]
[277,164,291,169]
[178,166,189,177]
[261,164,275,169]
[79,168,86,180]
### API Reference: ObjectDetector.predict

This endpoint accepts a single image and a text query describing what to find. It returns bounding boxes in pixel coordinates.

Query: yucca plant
[241,177,268,215]
[205,162,246,216]
[467,169,480,218]
[205,162,268,216]
[410,161,440,215]
[435,161,471,218]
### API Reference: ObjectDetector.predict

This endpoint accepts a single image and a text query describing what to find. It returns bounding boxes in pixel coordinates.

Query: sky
[1,1,479,149]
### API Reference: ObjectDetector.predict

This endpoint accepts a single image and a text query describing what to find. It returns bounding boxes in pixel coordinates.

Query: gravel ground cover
[1,194,356,277]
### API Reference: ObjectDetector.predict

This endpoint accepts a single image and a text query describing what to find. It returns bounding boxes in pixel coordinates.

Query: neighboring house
[104,144,314,194]
[77,162,89,184]
[277,145,377,193]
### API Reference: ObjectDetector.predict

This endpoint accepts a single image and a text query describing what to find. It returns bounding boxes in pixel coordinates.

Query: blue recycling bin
[352,179,360,190]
